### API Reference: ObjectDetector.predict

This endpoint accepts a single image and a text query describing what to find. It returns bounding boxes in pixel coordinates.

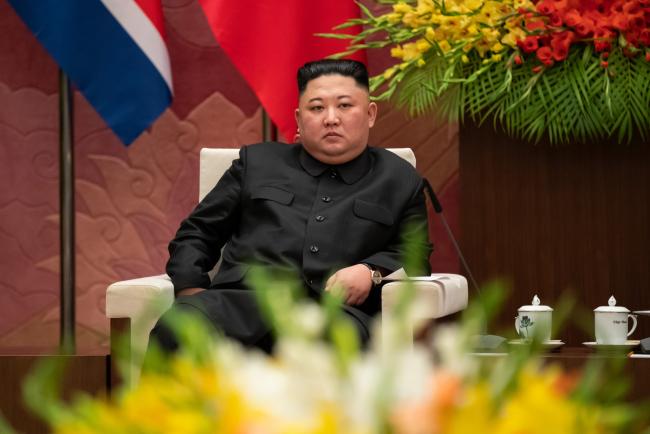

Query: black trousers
[149,288,372,354]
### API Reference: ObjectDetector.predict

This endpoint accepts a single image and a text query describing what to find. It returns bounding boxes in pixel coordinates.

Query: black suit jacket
[166,142,432,317]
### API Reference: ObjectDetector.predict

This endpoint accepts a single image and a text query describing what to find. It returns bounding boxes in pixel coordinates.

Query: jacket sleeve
[360,177,433,276]
[166,148,246,294]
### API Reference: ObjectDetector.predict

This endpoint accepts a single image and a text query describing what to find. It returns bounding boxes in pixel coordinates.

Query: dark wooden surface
[110,317,131,388]
[0,353,108,434]
[475,346,650,406]
[460,122,650,345]
[544,347,650,403]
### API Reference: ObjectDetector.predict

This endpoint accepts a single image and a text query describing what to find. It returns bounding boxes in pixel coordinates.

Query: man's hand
[177,287,205,297]
[325,264,373,305]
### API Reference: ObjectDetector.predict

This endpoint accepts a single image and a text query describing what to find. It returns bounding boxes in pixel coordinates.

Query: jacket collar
[299,145,371,184]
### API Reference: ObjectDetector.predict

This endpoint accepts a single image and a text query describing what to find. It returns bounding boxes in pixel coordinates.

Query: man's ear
[367,102,378,128]
[294,107,301,126]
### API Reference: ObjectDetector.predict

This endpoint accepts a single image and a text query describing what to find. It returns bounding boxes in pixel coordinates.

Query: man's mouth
[323,132,342,138]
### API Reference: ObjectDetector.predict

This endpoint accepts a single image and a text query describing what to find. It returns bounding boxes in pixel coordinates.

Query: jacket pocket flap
[251,186,294,205]
[353,199,394,226]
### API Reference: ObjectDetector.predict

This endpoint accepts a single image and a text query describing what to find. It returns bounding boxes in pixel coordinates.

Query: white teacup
[514,295,553,341]
[594,296,637,345]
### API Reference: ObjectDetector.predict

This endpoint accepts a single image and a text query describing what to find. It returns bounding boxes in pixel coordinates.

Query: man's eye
[310,106,324,112]
[339,103,352,109]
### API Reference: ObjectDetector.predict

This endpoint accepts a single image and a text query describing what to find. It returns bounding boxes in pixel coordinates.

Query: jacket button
[309,245,319,253]
[307,279,314,285]
[315,215,326,222]
[329,170,338,179]
[321,196,331,203]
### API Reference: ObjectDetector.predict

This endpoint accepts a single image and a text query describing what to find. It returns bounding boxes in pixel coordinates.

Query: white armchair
[106,148,468,384]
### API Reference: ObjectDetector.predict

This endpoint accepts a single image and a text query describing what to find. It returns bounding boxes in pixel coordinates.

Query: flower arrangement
[329,0,650,143]
[8,272,647,434]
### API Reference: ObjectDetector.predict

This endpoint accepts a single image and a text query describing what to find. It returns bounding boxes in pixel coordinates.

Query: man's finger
[325,273,338,291]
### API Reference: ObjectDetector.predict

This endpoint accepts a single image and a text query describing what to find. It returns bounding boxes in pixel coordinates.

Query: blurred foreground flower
[11,271,648,434]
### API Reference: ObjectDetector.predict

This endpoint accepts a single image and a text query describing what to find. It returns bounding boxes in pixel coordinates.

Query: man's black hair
[297,59,369,95]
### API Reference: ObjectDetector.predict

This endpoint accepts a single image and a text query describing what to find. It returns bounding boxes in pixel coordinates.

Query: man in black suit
[151,59,432,352]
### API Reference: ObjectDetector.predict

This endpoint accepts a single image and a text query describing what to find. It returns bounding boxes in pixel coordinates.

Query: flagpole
[262,109,277,142]
[59,69,76,354]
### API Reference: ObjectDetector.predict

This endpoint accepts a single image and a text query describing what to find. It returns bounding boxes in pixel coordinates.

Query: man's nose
[324,107,340,126]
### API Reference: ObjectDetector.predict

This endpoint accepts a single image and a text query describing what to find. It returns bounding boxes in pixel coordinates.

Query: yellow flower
[490,42,505,53]
[383,66,397,79]
[425,27,436,40]
[386,13,402,24]
[444,384,494,434]
[493,366,594,434]
[416,0,435,14]
[417,58,426,67]
[461,55,470,63]
[465,0,484,10]
[438,40,452,54]
[416,38,431,53]
[403,12,427,28]
[401,42,422,61]
[391,46,404,59]
[393,2,412,14]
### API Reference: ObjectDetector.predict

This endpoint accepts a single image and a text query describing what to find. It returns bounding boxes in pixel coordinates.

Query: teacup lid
[518,294,553,312]
[594,295,630,313]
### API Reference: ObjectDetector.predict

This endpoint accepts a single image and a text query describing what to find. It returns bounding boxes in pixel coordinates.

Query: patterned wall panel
[0,0,458,352]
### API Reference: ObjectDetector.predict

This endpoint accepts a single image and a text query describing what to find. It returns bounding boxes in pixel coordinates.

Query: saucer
[508,339,564,349]
[583,340,640,350]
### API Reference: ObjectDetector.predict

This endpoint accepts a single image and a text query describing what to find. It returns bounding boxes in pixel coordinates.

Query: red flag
[198,0,366,141]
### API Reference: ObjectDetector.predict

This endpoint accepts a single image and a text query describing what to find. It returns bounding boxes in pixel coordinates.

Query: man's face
[295,74,377,165]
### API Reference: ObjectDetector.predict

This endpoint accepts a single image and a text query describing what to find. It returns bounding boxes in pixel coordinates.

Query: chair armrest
[380,274,468,350]
[106,274,174,320]
[106,274,174,384]
[381,274,468,319]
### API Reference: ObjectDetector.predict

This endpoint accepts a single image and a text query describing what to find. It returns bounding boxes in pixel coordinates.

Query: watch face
[371,270,382,285]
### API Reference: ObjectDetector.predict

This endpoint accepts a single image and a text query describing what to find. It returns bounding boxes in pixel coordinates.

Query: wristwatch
[361,263,383,285]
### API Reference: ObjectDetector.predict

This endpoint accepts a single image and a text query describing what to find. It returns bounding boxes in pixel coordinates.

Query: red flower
[550,31,574,61]
[532,65,543,73]
[563,9,581,27]
[645,51,650,61]
[536,46,554,65]
[518,35,540,53]
[536,0,557,15]
[514,54,523,65]
[549,0,569,9]
[623,1,642,15]
[640,29,650,45]
[628,13,646,30]
[611,15,628,30]
[574,16,594,36]
[526,19,547,31]
[548,12,563,27]
[593,29,614,52]
[601,60,609,68]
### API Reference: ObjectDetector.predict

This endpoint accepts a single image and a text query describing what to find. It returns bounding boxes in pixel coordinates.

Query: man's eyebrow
[307,95,353,103]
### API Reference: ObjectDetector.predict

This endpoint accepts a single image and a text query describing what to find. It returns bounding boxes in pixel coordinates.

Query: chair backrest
[199,147,416,201]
